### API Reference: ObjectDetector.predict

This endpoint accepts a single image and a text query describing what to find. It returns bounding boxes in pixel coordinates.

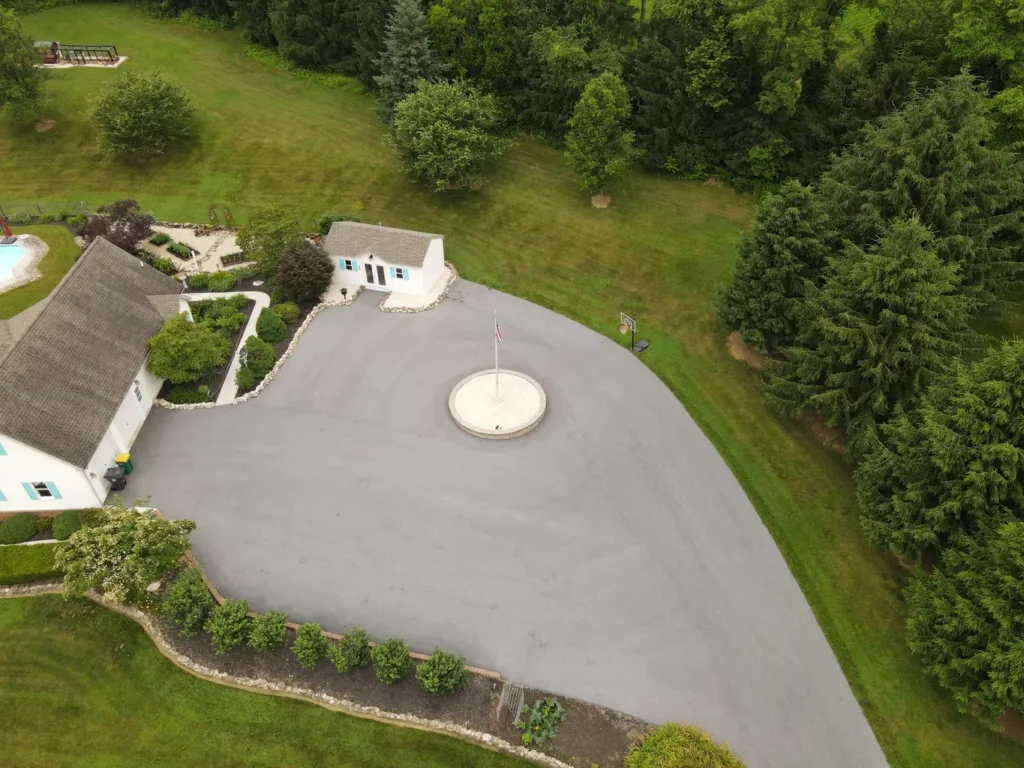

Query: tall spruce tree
[269,0,358,72]
[374,0,440,117]
[858,340,1024,559]
[819,74,1024,305]
[354,0,393,86]
[905,521,1024,721]
[231,0,278,47]
[763,218,971,458]
[718,179,828,352]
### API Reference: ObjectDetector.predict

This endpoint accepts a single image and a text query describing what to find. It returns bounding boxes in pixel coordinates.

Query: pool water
[0,245,26,280]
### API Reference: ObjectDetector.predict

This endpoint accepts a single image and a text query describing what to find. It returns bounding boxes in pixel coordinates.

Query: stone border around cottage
[379,262,460,313]
[0,234,48,295]
[1,583,573,768]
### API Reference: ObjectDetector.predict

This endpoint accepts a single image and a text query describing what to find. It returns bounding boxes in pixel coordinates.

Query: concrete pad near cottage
[380,264,455,310]
[127,280,888,768]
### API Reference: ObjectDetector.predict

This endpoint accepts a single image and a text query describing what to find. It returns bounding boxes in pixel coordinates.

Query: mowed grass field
[0,596,531,768]
[2,6,1023,768]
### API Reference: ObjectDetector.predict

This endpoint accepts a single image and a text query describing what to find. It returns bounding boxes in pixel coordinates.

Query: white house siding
[420,239,445,294]
[0,434,103,511]
[331,237,444,297]
[0,362,163,511]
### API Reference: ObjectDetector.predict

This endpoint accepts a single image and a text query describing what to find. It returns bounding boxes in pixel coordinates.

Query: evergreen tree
[269,0,358,72]
[231,0,278,47]
[564,71,639,195]
[763,218,971,458]
[354,0,393,85]
[905,521,1024,721]
[859,341,1024,559]
[718,179,828,352]
[819,74,1024,304]
[374,0,439,117]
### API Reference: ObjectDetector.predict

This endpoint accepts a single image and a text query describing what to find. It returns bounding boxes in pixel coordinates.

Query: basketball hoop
[619,324,629,335]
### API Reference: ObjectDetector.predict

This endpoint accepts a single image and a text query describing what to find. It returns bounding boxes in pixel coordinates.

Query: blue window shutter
[351,261,357,271]
[0,488,6,502]
[46,482,62,500]
[22,482,38,500]
[0,442,6,455]
[389,267,396,279]
[403,269,409,280]
[338,258,345,270]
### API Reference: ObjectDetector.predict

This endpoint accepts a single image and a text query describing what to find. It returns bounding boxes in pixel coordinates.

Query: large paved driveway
[129,281,886,768]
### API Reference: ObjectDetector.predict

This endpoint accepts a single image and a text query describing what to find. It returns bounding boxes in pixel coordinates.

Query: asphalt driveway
[128,280,887,768]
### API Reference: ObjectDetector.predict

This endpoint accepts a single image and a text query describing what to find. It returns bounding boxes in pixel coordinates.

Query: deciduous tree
[717,180,828,352]
[89,70,195,160]
[564,71,639,195]
[763,218,971,458]
[236,207,304,276]
[80,199,155,254]
[392,79,509,191]
[858,341,1024,559]
[274,240,334,301]
[0,7,48,122]
[147,313,231,384]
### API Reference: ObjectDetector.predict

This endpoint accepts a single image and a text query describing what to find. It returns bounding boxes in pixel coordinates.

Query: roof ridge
[336,220,443,239]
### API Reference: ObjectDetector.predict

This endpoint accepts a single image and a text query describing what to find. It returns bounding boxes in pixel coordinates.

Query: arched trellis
[207,204,235,227]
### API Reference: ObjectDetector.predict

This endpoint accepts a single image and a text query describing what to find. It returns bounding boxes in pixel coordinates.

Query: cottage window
[395,268,405,279]
[134,385,143,402]
[32,482,53,498]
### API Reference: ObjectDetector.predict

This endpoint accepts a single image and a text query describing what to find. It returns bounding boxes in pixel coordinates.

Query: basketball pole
[494,309,500,402]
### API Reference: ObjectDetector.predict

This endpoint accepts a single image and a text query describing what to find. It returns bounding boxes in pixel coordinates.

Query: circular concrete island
[449,369,546,439]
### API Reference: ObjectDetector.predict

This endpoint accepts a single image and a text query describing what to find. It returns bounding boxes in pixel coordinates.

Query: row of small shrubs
[165,384,212,404]
[6,209,87,227]
[187,270,239,291]
[162,568,467,695]
[0,509,82,545]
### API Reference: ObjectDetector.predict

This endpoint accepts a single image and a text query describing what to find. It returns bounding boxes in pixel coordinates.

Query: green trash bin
[115,452,134,474]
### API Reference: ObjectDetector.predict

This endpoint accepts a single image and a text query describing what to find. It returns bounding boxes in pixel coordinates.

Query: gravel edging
[379,262,459,313]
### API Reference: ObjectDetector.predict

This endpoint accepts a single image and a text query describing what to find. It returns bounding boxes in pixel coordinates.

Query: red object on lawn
[0,217,12,239]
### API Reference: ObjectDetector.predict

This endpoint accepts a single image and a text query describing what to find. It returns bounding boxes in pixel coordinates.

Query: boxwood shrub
[270,301,300,325]
[148,231,172,245]
[162,567,213,636]
[292,622,328,668]
[624,723,746,768]
[205,598,252,654]
[326,627,371,672]
[371,637,412,685]
[243,335,276,378]
[52,510,81,540]
[416,648,467,695]
[249,611,288,652]
[0,513,38,544]
[36,516,53,534]
[256,308,288,343]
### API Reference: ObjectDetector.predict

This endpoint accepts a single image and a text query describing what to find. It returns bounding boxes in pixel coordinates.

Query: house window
[22,482,61,500]
[395,268,405,280]
[134,385,143,402]
[32,482,53,498]
[340,258,358,271]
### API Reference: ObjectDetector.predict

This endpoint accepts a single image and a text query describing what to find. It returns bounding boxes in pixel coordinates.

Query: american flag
[495,323,502,342]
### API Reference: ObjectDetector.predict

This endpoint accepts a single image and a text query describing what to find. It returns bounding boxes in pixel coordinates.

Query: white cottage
[324,221,445,296]
[0,237,185,511]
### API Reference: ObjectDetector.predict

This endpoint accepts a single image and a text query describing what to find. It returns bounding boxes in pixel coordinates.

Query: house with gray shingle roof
[324,221,445,297]
[0,237,186,512]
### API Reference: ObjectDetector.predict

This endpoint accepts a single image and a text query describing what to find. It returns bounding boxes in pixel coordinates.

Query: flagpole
[494,309,500,401]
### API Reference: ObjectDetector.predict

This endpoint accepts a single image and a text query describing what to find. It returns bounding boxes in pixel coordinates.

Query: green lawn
[0,225,80,318]
[0,596,530,768]
[2,6,1023,768]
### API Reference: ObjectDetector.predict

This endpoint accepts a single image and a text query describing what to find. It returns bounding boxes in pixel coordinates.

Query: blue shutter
[403,269,409,281]
[0,488,6,502]
[351,261,357,271]
[389,267,396,279]
[338,258,345,271]
[45,482,62,500]
[0,442,6,455]
[22,482,38,500]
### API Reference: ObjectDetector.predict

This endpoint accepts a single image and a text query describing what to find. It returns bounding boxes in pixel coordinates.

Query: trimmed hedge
[416,648,467,695]
[326,627,371,672]
[52,510,82,540]
[162,567,214,636]
[270,301,300,325]
[371,637,412,685]
[0,541,61,585]
[624,723,746,768]
[243,335,276,378]
[249,611,288,652]
[166,385,211,404]
[206,599,252,654]
[292,622,328,668]
[0,513,38,544]
[256,308,288,343]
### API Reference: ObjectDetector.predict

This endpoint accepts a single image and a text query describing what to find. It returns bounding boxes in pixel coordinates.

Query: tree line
[718,72,1024,727]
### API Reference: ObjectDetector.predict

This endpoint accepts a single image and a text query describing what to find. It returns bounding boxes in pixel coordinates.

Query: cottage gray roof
[323,221,442,268]
[0,237,183,468]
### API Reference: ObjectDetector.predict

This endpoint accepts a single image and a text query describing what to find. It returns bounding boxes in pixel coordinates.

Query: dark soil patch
[158,299,256,403]
[159,617,647,768]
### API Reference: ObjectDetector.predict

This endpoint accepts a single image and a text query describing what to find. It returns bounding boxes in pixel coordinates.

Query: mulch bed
[157,299,256,402]
[158,616,647,768]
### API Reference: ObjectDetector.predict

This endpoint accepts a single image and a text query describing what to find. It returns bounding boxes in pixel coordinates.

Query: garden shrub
[167,242,194,259]
[249,611,288,652]
[36,516,53,534]
[416,648,467,695]
[624,723,746,768]
[65,213,88,227]
[270,301,300,325]
[187,272,211,289]
[152,257,177,275]
[317,212,361,236]
[38,212,59,223]
[205,599,252,654]
[326,627,371,672]
[235,366,257,392]
[243,335,276,378]
[275,240,334,303]
[371,637,412,685]
[165,385,211,404]
[147,313,230,384]
[228,263,262,280]
[80,199,154,253]
[0,513,38,544]
[0,541,61,585]
[52,509,81,540]
[256,308,288,343]
[89,69,195,159]
[292,622,328,668]
[148,231,172,245]
[207,271,239,292]
[162,567,213,636]
[516,697,566,746]
[9,211,33,225]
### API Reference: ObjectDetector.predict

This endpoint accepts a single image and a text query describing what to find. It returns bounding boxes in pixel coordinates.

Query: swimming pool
[0,245,27,281]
